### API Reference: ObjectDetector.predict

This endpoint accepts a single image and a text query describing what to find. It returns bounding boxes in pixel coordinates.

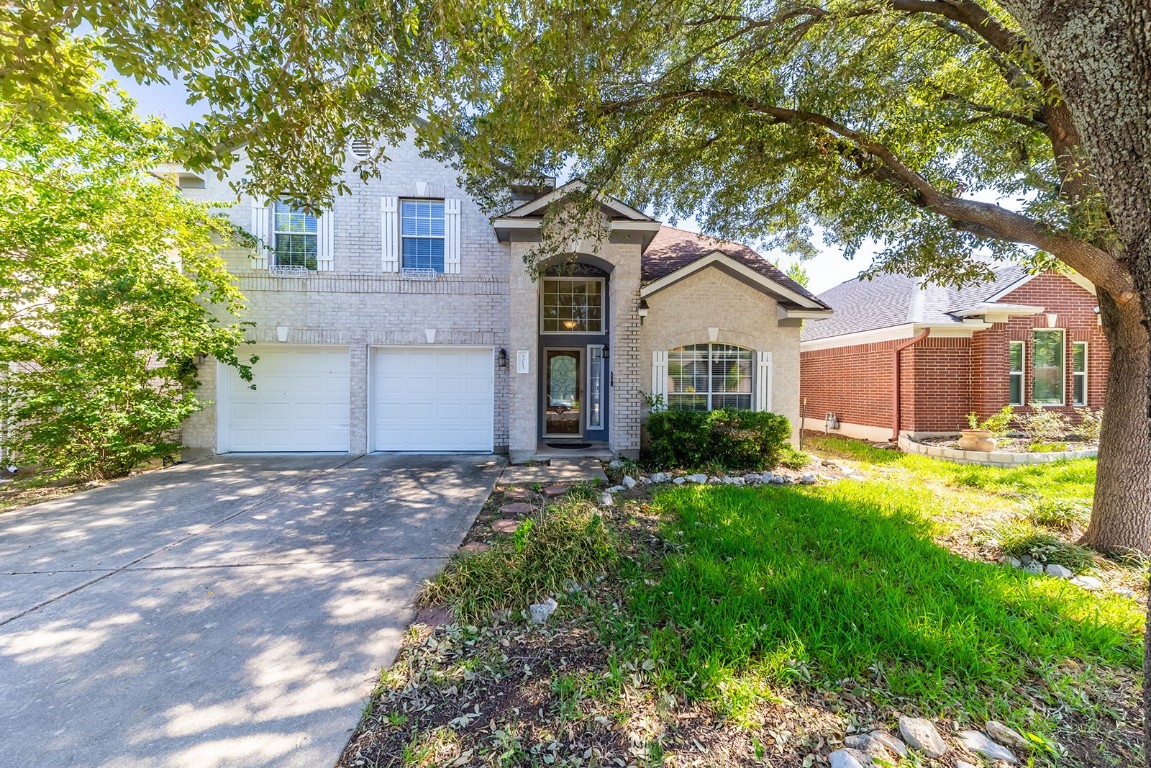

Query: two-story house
[177,137,831,462]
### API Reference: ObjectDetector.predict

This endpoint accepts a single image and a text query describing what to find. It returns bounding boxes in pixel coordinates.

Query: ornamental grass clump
[422,500,617,623]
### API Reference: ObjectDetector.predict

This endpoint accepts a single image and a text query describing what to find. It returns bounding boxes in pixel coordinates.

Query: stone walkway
[497,457,608,487]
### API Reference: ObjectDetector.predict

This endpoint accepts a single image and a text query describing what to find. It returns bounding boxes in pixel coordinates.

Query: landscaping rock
[543,484,568,498]
[958,730,1017,764]
[1069,575,1103,590]
[708,476,722,484]
[956,762,979,768]
[743,473,762,483]
[492,519,521,534]
[1022,560,1044,575]
[844,734,894,763]
[1045,563,1074,579]
[499,502,534,517]
[898,716,948,758]
[731,476,747,486]
[685,473,708,484]
[528,597,559,624]
[985,721,1030,752]
[673,477,686,485]
[622,475,637,489]
[800,473,817,485]
[606,485,624,493]
[1115,586,1137,598]
[650,472,670,483]
[608,459,623,470]
[868,731,908,758]
[1002,555,1022,568]
[828,749,868,768]
[599,492,614,507]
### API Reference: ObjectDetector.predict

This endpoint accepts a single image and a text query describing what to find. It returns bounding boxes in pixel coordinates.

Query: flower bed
[899,435,1097,466]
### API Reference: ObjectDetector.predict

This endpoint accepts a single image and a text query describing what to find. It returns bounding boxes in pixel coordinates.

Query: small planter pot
[958,429,997,452]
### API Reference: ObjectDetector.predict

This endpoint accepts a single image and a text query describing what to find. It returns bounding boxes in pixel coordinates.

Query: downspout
[892,328,930,442]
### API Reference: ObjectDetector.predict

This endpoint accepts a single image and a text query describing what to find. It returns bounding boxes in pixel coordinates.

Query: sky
[115,76,872,295]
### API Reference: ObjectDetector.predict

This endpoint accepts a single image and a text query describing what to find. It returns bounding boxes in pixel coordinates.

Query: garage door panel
[221,347,350,452]
[372,347,493,452]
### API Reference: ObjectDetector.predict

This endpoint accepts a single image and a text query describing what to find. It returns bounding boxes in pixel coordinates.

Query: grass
[618,481,1139,723]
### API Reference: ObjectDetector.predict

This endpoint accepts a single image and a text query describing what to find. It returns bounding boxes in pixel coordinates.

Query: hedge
[644,408,791,470]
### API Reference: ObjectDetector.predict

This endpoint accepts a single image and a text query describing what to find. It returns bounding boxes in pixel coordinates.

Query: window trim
[399,197,447,273]
[666,342,754,412]
[1072,341,1088,407]
[1008,340,1025,407]
[271,201,319,271]
[1031,328,1066,407]
[539,276,606,335]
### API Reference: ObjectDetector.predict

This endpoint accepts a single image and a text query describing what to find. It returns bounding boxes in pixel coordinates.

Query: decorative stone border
[898,435,1097,466]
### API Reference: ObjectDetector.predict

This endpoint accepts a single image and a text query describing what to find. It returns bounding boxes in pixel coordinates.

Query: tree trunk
[1082,289,1151,553]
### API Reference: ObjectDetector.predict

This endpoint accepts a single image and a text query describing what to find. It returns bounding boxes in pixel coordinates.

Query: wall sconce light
[1045,312,1058,328]
[497,348,508,368]
[637,299,649,325]
[193,352,207,366]
[602,345,610,359]
[1093,305,1102,326]
[276,325,290,342]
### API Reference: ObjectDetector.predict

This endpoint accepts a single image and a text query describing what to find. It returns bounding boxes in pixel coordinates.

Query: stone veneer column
[508,245,540,462]
[348,343,369,455]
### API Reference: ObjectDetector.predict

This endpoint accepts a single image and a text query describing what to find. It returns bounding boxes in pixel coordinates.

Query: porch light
[602,345,610,359]
[637,299,649,318]
[562,319,578,330]
[497,348,508,368]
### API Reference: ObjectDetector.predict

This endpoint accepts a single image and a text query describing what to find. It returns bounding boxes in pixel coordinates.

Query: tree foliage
[0,79,251,479]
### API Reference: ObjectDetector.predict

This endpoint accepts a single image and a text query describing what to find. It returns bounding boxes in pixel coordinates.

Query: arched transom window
[667,343,753,411]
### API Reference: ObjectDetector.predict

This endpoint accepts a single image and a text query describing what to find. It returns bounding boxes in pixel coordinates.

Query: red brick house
[800,267,1108,441]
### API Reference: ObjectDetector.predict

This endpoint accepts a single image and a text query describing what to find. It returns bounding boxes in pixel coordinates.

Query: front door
[544,348,582,437]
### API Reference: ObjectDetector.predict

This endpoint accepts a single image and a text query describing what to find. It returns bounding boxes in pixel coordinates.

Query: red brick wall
[800,340,900,430]
[903,337,972,432]
[800,272,1109,436]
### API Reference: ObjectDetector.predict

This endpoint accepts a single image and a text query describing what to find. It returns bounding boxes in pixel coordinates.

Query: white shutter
[317,210,335,271]
[444,198,462,274]
[381,196,399,272]
[250,199,270,270]
[755,351,773,412]
[651,351,669,409]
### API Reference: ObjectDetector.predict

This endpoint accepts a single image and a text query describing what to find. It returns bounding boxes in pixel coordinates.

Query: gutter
[892,328,930,441]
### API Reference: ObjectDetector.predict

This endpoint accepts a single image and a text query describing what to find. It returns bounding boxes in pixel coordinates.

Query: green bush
[645,409,791,470]
[1020,405,1072,445]
[778,445,812,470]
[1026,496,1090,532]
[1074,408,1104,442]
[965,405,1014,436]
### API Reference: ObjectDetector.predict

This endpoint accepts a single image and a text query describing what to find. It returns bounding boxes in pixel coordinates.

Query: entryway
[544,348,582,438]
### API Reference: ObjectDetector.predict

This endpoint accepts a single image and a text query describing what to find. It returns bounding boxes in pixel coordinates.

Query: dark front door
[544,349,582,437]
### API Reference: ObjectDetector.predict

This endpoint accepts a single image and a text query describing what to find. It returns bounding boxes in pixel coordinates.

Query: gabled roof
[495,179,657,222]
[801,264,1090,342]
[641,226,829,310]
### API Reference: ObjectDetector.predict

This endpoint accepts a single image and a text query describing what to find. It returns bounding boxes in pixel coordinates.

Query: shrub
[1025,496,1090,532]
[1019,405,1072,445]
[645,409,791,470]
[422,500,616,622]
[965,405,1013,435]
[1074,408,1104,442]
[778,445,812,470]
[996,520,1094,572]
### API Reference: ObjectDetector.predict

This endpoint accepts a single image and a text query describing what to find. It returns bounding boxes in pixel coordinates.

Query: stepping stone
[492,519,520,534]
[503,488,530,502]
[499,502,534,516]
[543,484,567,498]
[459,541,491,555]
[413,603,453,628]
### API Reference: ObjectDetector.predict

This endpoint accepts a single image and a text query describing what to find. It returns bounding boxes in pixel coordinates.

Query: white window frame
[272,201,319,271]
[1008,340,1025,407]
[666,343,754,412]
[1072,341,1088,407]
[399,198,447,273]
[587,344,604,431]
[540,276,606,335]
[1031,329,1066,407]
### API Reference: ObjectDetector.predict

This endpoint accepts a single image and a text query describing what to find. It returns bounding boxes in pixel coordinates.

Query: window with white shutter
[249,199,271,269]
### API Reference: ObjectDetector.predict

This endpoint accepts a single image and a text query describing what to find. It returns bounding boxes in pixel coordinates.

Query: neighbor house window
[1032,329,1065,405]
[1072,342,1088,406]
[273,201,318,270]
[541,278,604,333]
[400,199,445,272]
[667,343,753,411]
[1008,341,1025,406]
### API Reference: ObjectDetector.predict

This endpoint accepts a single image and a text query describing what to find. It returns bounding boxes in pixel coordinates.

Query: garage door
[219,347,350,452]
[372,347,494,452]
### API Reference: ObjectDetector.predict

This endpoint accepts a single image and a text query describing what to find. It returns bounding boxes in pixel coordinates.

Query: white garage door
[220,347,350,452]
[372,347,494,452]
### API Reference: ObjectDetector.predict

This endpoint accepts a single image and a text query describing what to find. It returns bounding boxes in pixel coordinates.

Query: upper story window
[1008,340,1025,407]
[1032,329,1065,405]
[667,343,753,411]
[541,278,604,333]
[401,199,445,272]
[272,201,318,270]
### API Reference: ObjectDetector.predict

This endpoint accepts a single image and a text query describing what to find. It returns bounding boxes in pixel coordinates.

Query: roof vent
[350,139,372,158]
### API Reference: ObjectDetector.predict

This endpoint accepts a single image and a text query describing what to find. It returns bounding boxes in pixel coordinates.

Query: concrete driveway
[0,454,503,768]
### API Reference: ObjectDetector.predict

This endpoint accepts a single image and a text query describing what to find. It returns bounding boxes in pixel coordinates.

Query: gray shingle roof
[802,265,1031,342]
